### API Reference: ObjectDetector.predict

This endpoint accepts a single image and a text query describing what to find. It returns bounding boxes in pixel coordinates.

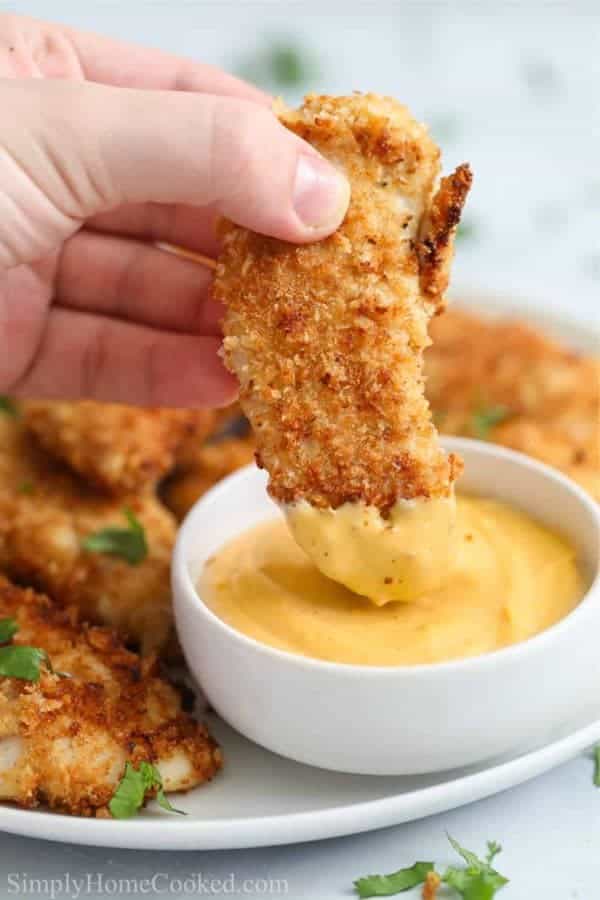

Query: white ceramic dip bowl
[173,438,600,776]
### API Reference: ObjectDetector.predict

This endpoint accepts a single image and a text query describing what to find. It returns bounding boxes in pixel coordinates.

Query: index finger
[51,15,269,102]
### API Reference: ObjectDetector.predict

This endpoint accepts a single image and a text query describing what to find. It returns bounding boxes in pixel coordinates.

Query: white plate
[1,301,597,850]
[1,710,599,851]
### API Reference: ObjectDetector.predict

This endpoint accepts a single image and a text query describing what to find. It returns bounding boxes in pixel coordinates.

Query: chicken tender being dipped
[215,94,471,604]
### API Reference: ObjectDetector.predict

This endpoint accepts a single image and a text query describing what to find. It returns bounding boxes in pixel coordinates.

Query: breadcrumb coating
[173,403,244,470]
[426,307,600,500]
[0,416,175,654]
[24,401,214,495]
[216,94,471,512]
[0,577,221,816]
[163,435,256,521]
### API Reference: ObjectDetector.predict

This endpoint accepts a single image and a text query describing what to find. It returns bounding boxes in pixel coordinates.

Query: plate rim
[0,714,599,850]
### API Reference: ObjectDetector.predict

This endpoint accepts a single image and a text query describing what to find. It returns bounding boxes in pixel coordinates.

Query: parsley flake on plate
[82,508,148,565]
[109,761,186,819]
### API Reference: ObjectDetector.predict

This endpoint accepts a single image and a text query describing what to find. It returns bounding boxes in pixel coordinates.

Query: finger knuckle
[81,319,111,398]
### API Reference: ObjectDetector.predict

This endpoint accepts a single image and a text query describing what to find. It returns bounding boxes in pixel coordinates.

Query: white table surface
[1,1,599,895]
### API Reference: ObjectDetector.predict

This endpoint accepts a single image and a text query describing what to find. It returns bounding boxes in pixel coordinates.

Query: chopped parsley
[0,646,50,682]
[82,508,148,565]
[0,617,18,644]
[0,395,19,418]
[355,861,434,897]
[443,836,508,898]
[593,746,600,787]
[354,835,508,899]
[109,761,186,819]
[0,618,52,681]
[17,481,35,495]
[470,405,510,440]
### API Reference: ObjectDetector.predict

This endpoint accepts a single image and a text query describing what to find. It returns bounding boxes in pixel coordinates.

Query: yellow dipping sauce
[285,495,458,605]
[200,494,584,666]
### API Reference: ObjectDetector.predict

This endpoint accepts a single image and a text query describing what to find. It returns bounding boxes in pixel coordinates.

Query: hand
[0,14,349,407]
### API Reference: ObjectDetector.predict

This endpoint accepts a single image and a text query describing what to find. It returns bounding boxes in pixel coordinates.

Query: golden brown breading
[0,416,175,653]
[24,401,215,495]
[418,165,473,304]
[493,419,600,500]
[163,435,257,521]
[426,307,600,500]
[0,577,221,816]
[216,93,470,513]
[173,403,244,470]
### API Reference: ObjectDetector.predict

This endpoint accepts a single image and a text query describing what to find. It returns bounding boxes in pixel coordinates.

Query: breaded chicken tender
[0,577,221,816]
[215,94,471,603]
[426,307,600,500]
[216,94,470,513]
[173,403,245,470]
[24,401,215,495]
[163,435,256,521]
[0,416,175,654]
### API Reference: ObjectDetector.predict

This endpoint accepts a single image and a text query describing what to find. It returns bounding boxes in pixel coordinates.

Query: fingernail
[293,154,350,231]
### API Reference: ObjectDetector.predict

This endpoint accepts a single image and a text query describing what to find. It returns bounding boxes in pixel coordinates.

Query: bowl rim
[174,437,600,678]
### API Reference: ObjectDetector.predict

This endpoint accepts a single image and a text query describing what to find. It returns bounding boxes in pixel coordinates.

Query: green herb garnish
[0,396,19,418]
[0,617,18,643]
[354,861,434,897]
[82,508,148,565]
[0,645,51,682]
[470,405,509,440]
[0,618,53,681]
[17,481,35,495]
[443,836,508,899]
[354,835,507,899]
[109,761,186,819]
[593,746,600,787]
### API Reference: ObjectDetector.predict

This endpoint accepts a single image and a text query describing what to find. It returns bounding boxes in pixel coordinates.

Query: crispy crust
[0,417,175,654]
[418,164,473,305]
[162,435,256,521]
[0,577,221,816]
[216,94,470,512]
[173,403,244,470]
[426,307,600,500]
[24,401,214,495]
